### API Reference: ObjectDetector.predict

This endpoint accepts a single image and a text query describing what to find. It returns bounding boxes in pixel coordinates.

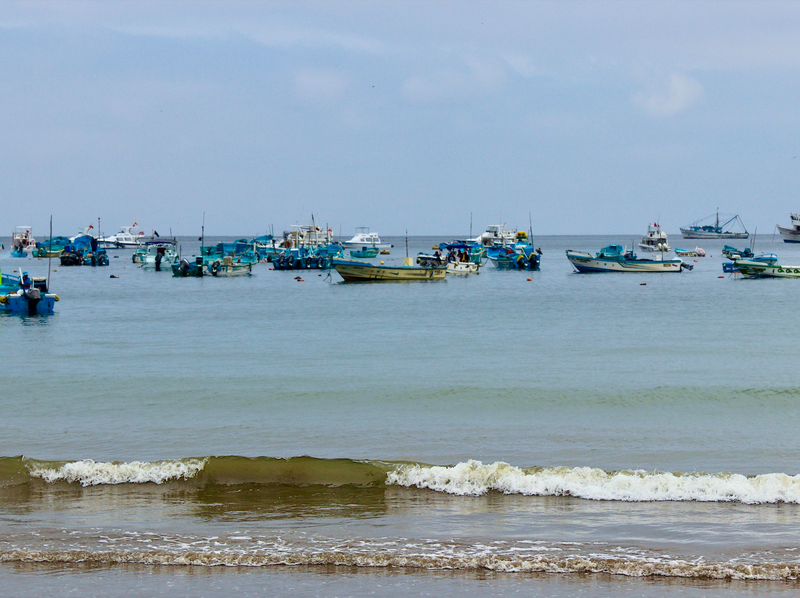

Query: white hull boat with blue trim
[566,245,688,273]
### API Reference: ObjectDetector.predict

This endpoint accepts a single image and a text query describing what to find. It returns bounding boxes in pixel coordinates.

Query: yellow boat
[332,258,446,282]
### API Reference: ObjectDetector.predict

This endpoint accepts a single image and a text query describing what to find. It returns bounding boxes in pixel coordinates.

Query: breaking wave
[4,456,800,504]
[386,460,800,504]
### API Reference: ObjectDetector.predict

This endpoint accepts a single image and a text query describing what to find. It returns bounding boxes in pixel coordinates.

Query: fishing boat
[34,236,71,258]
[342,228,392,249]
[776,213,800,243]
[10,227,36,257]
[141,240,179,271]
[0,269,58,314]
[416,245,480,275]
[566,244,689,273]
[488,246,541,271]
[680,210,749,239]
[350,246,380,258]
[99,224,145,248]
[674,247,706,257]
[59,235,109,266]
[723,253,777,274]
[722,245,754,259]
[207,255,253,277]
[734,256,800,278]
[172,257,205,277]
[638,223,670,252]
[332,257,445,282]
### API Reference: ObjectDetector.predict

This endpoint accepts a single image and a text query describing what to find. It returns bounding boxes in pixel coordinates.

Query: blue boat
[0,269,58,314]
[59,235,109,266]
[350,246,380,258]
[488,246,541,271]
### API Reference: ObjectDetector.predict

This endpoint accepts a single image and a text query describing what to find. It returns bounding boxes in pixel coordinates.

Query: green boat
[350,246,380,258]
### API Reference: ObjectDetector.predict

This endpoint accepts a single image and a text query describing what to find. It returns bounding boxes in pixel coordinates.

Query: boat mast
[46,215,53,292]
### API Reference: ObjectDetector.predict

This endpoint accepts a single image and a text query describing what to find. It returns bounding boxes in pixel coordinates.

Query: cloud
[294,69,350,104]
[500,52,542,78]
[402,56,508,103]
[633,73,704,117]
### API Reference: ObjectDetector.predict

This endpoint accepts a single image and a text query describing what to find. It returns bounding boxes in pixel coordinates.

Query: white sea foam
[385,460,800,504]
[2,548,800,580]
[27,458,208,487]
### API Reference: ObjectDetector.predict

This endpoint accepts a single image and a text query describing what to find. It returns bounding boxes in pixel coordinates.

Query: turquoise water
[2,235,800,595]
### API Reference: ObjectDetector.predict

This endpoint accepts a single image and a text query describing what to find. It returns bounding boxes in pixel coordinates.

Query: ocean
[1,234,799,596]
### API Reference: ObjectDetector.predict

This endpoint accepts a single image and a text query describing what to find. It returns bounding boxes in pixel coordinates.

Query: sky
[1,0,799,237]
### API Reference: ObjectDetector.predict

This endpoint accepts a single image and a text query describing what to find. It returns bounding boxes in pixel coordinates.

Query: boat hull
[0,291,57,314]
[776,225,800,243]
[734,260,800,278]
[680,228,748,240]
[446,262,480,275]
[566,251,683,273]
[332,259,445,282]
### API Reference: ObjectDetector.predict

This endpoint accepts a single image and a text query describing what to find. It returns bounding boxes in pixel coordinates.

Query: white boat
[735,257,800,278]
[10,226,36,257]
[674,247,706,257]
[776,213,800,243]
[472,224,517,247]
[141,241,179,271]
[207,256,253,277]
[566,244,688,273]
[638,222,670,252]
[281,224,336,248]
[342,228,391,249]
[446,261,480,275]
[100,224,145,248]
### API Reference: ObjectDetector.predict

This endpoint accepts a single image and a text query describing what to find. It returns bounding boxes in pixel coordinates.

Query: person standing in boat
[20,272,32,290]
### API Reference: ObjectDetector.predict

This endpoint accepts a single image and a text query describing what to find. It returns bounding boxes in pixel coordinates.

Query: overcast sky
[2,0,799,237]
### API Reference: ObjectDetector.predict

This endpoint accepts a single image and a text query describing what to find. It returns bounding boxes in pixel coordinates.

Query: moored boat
[722,245,754,259]
[100,224,145,248]
[674,247,705,257]
[10,227,36,257]
[141,240,179,271]
[332,257,446,282]
[776,213,800,243]
[342,228,392,249]
[34,236,71,258]
[350,246,380,258]
[0,269,58,314]
[734,257,800,278]
[680,210,748,239]
[638,222,670,252]
[566,244,689,273]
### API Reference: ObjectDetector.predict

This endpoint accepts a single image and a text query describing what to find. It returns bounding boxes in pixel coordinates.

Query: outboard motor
[23,288,41,315]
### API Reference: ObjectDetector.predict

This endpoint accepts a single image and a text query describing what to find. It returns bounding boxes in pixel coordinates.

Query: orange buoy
[640,282,646,285]
[527,278,532,281]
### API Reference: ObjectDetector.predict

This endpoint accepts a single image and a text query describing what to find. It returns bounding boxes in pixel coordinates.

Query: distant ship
[776,213,800,243]
[680,210,748,239]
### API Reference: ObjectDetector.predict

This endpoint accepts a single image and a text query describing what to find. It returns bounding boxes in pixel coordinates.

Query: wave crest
[386,460,800,503]
[27,458,208,487]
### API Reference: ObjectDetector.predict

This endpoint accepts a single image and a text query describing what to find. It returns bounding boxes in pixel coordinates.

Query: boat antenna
[201,211,205,250]
[528,212,535,249]
[751,227,757,251]
[46,215,53,292]
[405,229,409,258]
[470,212,473,240]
